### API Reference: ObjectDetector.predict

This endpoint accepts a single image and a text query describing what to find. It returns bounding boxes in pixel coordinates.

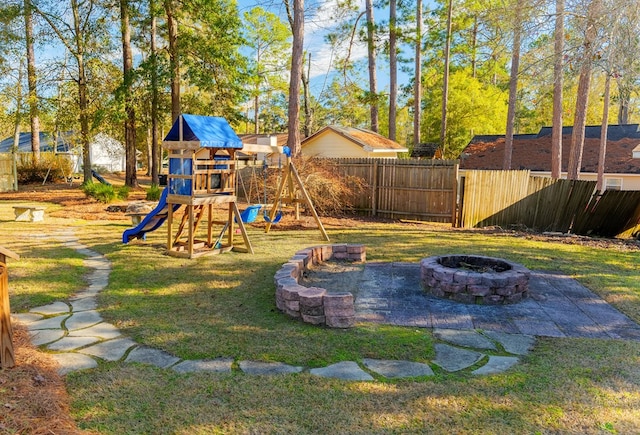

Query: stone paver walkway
[14,231,635,380]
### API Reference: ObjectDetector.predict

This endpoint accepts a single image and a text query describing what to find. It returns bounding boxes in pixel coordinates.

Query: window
[605,178,622,191]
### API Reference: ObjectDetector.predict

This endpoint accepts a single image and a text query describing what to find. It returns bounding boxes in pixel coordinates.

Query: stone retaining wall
[274,244,365,328]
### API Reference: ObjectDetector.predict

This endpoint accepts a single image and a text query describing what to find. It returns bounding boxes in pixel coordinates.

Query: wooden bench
[12,206,45,222]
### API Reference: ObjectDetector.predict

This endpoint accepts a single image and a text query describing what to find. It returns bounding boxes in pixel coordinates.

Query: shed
[88,133,127,172]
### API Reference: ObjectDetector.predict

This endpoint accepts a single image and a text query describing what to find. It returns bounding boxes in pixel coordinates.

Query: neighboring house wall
[1,132,127,173]
[544,172,640,191]
[86,133,126,172]
[302,130,401,158]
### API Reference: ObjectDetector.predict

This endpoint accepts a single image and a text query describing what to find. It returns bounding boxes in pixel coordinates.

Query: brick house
[460,124,640,190]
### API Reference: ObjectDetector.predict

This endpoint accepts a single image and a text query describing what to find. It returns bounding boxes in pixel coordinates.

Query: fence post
[372,160,378,216]
[456,174,465,227]
[451,164,459,226]
[0,246,20,369]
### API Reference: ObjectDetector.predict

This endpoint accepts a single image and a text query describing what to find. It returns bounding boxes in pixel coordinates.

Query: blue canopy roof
[164,114,243,149]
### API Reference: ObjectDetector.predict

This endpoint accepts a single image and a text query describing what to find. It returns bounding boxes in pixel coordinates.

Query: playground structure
[122,114,329,257]
[163,115,253,258]
[123,114,252,258]
[0,245,19,369]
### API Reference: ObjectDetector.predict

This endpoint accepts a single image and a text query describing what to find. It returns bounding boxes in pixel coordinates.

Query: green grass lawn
[2,203,639,434]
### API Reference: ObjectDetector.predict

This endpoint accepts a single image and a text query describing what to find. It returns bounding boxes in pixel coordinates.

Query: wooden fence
[573,190,640,237]
[459,170,640,237]
[459,170,597,232]
[0,154,15,192]
[327,158,458,223]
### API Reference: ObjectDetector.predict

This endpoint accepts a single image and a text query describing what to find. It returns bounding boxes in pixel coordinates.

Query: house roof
[462,125,640,174]
[0,132,73,153]
[239,133,289,147]
[164,114,243,149]
[302,125,409,153]
[411,142,442,159]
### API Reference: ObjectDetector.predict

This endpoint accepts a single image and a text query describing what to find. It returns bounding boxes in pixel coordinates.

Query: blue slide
[122,188,180,243]
[91,169,111,185]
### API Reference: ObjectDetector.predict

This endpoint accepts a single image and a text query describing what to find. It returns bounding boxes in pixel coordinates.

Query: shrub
[295,157,367,216]
[82,182,116,203]
[250,157,366,216]
[146,184,162,201]
[116,185,130,200]
[16,153,73,184]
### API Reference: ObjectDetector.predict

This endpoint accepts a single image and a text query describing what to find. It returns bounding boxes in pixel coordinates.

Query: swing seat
[238,205,262,223]
[264,210,282,224]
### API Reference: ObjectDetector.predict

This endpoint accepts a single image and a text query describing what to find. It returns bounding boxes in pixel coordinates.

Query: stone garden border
[274,244,365,328]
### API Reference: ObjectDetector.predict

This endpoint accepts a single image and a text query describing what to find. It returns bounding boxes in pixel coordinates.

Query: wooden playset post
[1,246,20,369]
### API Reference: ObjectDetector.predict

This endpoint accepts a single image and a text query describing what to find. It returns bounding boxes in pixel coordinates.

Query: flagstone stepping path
[13,229,537,379]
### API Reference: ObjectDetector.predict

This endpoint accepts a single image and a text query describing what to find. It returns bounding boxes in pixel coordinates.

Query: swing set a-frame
[264,147,329,241]
[240,141,329,242]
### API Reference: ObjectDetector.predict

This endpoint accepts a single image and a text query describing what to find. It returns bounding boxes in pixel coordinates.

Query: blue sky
[239,0,429,100]
[23,0,430,104]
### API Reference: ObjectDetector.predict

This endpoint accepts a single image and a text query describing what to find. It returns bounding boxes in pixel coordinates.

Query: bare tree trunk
[365,0,378,132]
[165,0,180,123]
[146,125,152,175]
[568,0,600,180]
[286,0,304,157]
[12,60,23,191]
[471,15,478,79]
[253,95,259,134]
[24,0,40,164]
[70,0,92,183]
[440,0,453,154]
[302,52,312,137]
[617,86,630,124]
[121,0,138,187]
[551,0,564,179]
[503,0,522,170]
[150,4,159,185]
[389,0,397,140]
[413,0,422,146]
[597,74,610,192]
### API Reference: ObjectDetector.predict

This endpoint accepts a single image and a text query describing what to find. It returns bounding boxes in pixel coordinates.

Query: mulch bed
[0,325,86,434]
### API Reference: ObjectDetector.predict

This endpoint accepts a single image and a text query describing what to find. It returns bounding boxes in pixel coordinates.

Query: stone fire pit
[420,255,530,305]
